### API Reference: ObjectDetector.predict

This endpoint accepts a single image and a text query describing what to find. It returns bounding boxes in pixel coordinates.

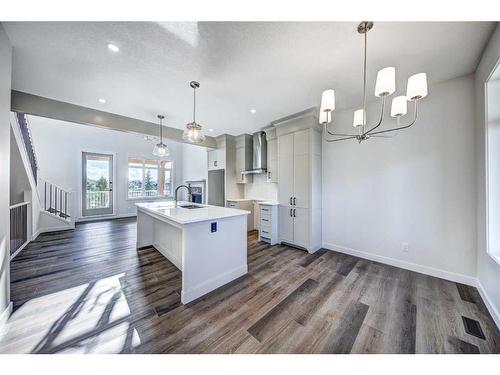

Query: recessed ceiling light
[107,43,120,53]
[98,98,106,104]
[208,128,214,132]
[250,109,257,114]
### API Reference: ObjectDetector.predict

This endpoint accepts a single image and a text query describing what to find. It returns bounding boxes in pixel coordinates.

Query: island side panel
[136,209,154,248]
[181,215,248,304]
[152,218,183,271]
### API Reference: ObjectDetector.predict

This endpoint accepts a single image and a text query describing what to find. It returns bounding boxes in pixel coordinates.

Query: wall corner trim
[476,280,500,330]
[322,242,477,286]
[0,301,13,336]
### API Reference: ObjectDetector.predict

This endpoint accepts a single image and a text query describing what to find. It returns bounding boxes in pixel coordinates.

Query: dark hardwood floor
[1,217,499,354]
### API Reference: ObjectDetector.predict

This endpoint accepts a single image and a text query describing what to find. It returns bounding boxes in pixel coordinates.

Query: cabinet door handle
[289,197,292,205]
[290,208,293,217]
[262,218,269,222]
[293,197,296,205]
[293,209,296,217]
[214,161,218,167]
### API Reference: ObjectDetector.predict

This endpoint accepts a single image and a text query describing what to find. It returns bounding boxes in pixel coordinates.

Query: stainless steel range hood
[241,131,267,175]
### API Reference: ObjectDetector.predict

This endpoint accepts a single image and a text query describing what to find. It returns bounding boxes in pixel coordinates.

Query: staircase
[10,112,74,252]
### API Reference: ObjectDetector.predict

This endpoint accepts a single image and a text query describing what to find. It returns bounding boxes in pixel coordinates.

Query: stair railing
[16,112,38,184]
[40,178,71,220]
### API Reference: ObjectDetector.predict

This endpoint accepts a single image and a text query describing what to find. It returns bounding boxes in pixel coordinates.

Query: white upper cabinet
[278,133,294,206]
[266,138,277,183]
[208,149,225,170]
[235,134,253,183]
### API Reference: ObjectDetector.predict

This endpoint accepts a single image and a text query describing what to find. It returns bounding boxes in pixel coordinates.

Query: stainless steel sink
[179,204,203,209]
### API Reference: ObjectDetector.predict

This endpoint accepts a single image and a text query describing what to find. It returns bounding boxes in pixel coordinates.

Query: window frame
[127,156,174,200]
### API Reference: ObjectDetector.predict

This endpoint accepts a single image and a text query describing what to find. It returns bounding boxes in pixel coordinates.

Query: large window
[128,157,173,199]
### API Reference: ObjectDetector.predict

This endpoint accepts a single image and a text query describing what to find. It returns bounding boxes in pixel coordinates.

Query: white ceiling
[3,21,495,136]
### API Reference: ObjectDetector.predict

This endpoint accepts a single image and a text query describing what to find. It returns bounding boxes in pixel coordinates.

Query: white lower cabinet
[259,203,279,245]
[278,206,294,244]
[278,206,309,248]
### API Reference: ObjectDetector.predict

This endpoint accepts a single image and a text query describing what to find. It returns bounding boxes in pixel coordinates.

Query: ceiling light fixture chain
[152,114,170,157]
[183,81,205,144]
[320,21,428,143]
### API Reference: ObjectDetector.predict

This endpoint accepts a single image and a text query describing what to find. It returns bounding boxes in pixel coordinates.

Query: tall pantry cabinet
[276,113,322,253]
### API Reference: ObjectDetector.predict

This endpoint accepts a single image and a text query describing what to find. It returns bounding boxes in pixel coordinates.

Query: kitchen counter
[136,201,250,225]
[135,200,249,304]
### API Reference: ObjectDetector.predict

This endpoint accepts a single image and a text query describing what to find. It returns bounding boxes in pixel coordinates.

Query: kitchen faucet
[174,184,192,207]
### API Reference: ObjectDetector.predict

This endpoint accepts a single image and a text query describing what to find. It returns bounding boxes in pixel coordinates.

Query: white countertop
[227,198,276,202]
[136,201,250,225]
[257,201,279,206]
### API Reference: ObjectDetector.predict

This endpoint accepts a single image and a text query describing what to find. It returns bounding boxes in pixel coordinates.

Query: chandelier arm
[324,122,358,138]
[369,101,419,136]
[363,96,386,135]
[324,135,358,143]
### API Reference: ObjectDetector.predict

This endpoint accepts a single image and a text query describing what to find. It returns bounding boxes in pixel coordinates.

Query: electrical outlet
[401,242,409,253]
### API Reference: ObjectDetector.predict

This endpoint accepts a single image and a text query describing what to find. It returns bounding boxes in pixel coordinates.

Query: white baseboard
[76,213,136,223]
[181,264,248,304]
[476,280,500,330]
[322,242,477,286]
[0,302,13,337]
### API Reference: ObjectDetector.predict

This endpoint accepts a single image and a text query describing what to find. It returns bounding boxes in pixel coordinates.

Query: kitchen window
[128,157,173,199]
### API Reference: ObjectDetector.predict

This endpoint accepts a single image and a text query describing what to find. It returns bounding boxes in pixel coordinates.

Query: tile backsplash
[244,173,278,201]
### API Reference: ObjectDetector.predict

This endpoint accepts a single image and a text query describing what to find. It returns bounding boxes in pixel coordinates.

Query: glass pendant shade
[320,89,336,111]
[152,114,169,157]
[375,67,396,97]
[353,109,365,127]
[182,122,205,144]
[390,96,408,117]
[152,142,169,157]
[406,73,428,100]
[319,110,331,125]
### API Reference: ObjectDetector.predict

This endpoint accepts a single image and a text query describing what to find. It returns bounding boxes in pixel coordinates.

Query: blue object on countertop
[211,222,217,233]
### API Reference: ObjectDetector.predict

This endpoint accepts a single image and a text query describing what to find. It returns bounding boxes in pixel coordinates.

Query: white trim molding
[322,242,477,286]
[0,302,13,336]
[476,280,500,330]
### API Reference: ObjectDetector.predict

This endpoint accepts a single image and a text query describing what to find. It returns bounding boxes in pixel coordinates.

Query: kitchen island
[135,201,249,304]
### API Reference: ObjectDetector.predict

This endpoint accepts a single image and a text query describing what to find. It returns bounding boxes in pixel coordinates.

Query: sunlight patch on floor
[0,273,141,353]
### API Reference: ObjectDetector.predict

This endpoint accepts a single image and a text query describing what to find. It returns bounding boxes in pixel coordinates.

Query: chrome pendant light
[183,81,206,144]
[320,22,428,143]
[152,114,169,157]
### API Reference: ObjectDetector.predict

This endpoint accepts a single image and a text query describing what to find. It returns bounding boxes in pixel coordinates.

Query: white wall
[244,174,278,200]
[10,129,30,205]
[322,75,477,283]
[475,23,500,328]
[28,116,184,220]
[0,24,12,325]
[181,143,208,182]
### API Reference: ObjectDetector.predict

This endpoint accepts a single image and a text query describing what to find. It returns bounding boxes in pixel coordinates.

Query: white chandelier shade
[321,89,336,112]
[353,109,365,127]
[320,22,428,143]
[407,73,428,101]
[375,67,396,97]
[391,96,408,117]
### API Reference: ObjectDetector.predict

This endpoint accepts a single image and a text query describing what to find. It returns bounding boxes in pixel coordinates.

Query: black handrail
[16,112,38,185]
[44,180,70,219]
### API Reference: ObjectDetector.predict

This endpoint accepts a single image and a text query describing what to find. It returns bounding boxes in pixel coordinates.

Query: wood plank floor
[0,217,499,354]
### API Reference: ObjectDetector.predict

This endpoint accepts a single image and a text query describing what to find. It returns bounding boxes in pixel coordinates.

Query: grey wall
[322,75,478,282]
[0,24,12,321]
[475,23,500,327]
